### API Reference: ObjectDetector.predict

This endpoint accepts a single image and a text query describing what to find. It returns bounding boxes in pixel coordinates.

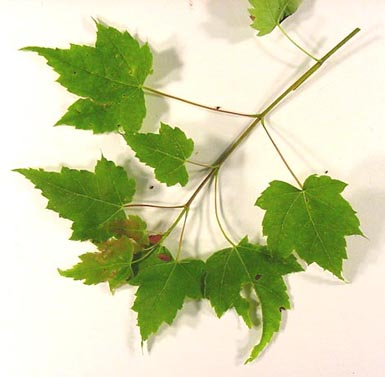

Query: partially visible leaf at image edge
[256,175,363,278]
[249,0,302,36]
[126,122,194,187]
[15,157,136,242]
[205,238,303,362]
[22,22,153,134]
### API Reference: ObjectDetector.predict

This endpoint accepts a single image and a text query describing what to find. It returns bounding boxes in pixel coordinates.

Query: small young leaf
[255,175,363,278]
[125,123,194,187]
[22,22,152,134]
[106,215,149,251]
[205,238,303,362]
[130,254,205,341]
[15,157,135,242]
[59,236,134,291]
[249,0,302,36]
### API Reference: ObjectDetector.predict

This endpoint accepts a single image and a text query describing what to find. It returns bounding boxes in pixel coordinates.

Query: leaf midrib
[40,179,123,208]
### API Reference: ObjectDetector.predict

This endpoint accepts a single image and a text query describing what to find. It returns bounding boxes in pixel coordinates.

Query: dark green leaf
[255,175,363,278]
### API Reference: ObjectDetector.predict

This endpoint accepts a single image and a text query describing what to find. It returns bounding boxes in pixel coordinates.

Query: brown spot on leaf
[255,274,262,280]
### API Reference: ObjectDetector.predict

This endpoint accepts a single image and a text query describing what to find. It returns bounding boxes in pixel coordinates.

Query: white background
[2,0,385,376]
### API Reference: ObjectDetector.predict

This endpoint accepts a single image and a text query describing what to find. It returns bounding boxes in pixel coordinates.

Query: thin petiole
[278,24,320,62]
[261,118,303,189]
[186,160,219,169]
[143,86,259,118]
[124,203,185,209]
[176,208,190,261]
[143,28,359,260]
[131,244,158,265]
[214,171,236,246]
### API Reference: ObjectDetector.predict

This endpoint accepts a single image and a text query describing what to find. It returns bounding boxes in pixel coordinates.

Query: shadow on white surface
[201,0,253,43]
[343,157,385,281]
[145,299,202,352]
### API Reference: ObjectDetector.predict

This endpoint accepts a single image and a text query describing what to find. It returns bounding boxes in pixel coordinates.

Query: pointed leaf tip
[256,174,362,278]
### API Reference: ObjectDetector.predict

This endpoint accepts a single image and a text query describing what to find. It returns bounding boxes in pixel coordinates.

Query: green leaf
[59,236,134,291]
[249,0,302,36]
[22,22,152,134]
[15,157,135,242]
[130,253,205,341]
[205,238,302,362]
[255,175,363,278]
[125,123,194,187]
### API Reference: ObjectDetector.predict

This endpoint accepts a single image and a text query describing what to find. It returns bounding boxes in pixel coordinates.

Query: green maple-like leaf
[205,238,302,362]
[15,157,135,242]
[59,236,134,291]
[22,22,152,134]
[255,175,363,278]
[249,0,302,36]
[125,122,194,187]
[130,251,205,341]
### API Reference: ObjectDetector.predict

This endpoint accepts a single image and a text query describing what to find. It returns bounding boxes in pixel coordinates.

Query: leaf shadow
[142,45,184,133]
[186,132,235,255]
[118,155,166,200]
[280,32,382,110]
[145,299,202,352]
[201,0,253,43]
[201,0,317,44]
[295,156,385,284]
[342,157,385,281]
[261,118,331,172]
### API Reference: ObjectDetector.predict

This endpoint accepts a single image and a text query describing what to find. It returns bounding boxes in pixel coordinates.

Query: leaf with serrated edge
[130,253,205,341]
[22,22,152,134]
[205,238,303,362]
[15,157,135,242]
[249,0,302,36]
[255,175,362,278]
[59,236,134,291]
[125,122,194,187]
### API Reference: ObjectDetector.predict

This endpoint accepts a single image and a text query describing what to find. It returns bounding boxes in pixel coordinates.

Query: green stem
[124,203,185,209]
[175,208,190,261]
[213,28,360,168]
[143,86,259,118]
[131,244,158,265]
[214,171,236,246]
[186,160,218,169]
[277,24,320,62]
[152,28,360,258]
[260,118,303,189]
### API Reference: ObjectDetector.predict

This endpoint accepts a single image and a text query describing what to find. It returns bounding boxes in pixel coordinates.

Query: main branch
[149,28,360,257]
